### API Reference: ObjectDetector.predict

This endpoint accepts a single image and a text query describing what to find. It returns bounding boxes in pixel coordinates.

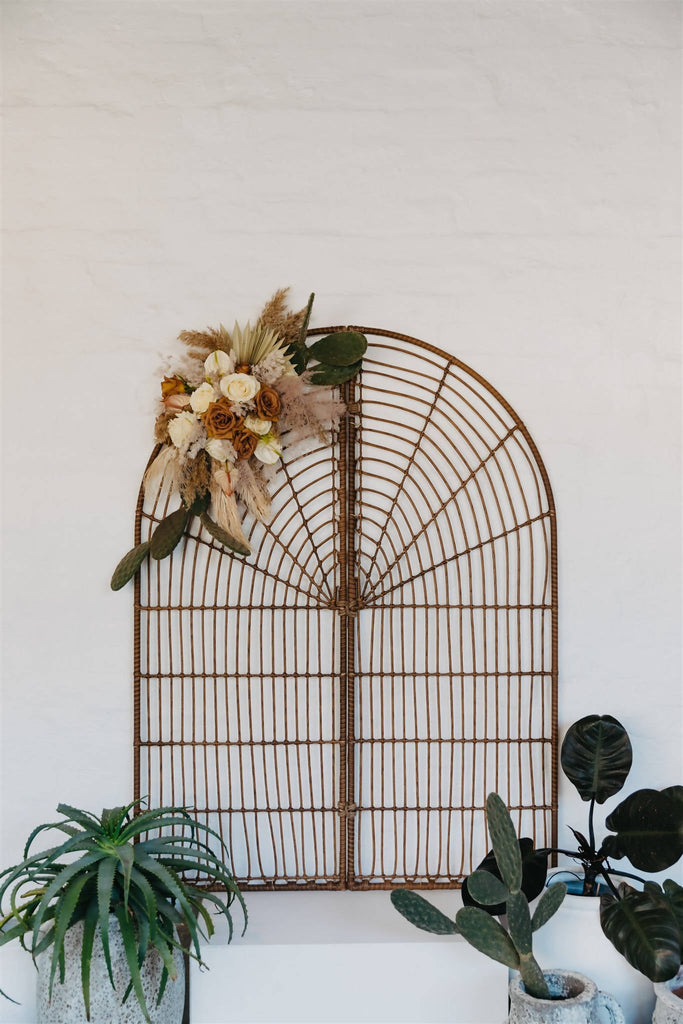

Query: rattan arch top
[134,326,558,890]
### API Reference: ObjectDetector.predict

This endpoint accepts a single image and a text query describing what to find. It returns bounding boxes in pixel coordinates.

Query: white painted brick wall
[1,2,680,1021]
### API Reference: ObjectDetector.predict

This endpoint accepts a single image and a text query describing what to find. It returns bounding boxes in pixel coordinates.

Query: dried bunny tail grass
[179,323,232,358]
[143,446,180,498]
[234,460,272,522]
[210,473,250,550]
[258,287,309,348]
[179,450,212,508]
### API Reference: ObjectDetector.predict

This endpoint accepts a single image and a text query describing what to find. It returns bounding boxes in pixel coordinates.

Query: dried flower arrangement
[112,290,367,589]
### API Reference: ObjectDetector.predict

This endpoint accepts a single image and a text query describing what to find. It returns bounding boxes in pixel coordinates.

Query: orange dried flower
[254,385,282,421]
[161,375,186,399]
[232,428,258,460]
[204,399,243,439]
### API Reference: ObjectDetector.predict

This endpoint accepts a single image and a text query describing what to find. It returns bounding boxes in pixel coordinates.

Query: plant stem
[588,798,596,852]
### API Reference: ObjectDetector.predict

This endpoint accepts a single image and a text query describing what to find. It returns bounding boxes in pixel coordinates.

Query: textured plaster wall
[1,0,681,1019]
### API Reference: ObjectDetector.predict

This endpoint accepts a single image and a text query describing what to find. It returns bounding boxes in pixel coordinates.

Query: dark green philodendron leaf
[309,360,363,386]
[390,890,459,935]
[308,331,367,367]
[561,715,633,804]
[110,541,151,591]
[149,507,190,560]
[462,838,549,916]
[600,885,682,982]
[603,788,683,872]
[199,512,250,557]
[662,879,683,944]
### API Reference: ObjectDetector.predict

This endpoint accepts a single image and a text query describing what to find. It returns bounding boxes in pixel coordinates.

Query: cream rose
[168,411,201,450]
[204,350,233,378]
[206,437,235,463]
[254,436,282,465]
[219,373,260,403]
[243,414,271,436]
[190,381,217,414]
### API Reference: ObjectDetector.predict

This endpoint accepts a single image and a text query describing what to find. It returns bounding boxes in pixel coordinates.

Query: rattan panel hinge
[337,801,357,818]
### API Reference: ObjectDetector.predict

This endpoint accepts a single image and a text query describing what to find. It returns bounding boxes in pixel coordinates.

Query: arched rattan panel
[134,328,557,890]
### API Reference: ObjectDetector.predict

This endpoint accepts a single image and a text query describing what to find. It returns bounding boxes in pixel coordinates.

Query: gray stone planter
[653,967,683,1024]
[509,970,625,1024]
[36,916,185,1023]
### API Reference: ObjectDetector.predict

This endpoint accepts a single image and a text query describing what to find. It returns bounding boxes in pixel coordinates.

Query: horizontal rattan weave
[133,328,558,890]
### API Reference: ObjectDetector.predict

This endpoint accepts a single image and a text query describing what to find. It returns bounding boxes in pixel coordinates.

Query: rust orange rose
[232,427,258,460]
[161,375,186,399]
[254,385,282,421]
[204,399,243,439]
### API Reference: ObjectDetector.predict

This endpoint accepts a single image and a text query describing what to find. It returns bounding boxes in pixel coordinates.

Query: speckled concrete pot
[36,916,185,1023]
[508,970,625,1024]
[653,967,683,1024]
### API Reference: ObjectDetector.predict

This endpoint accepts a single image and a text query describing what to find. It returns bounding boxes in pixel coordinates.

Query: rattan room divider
[133,327,558,890]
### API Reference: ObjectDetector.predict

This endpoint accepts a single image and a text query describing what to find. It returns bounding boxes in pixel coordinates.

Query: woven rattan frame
[133,327,558,890]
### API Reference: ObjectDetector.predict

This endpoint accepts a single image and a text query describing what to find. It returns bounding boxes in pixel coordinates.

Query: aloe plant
[0,801,246,1022]
[391,793,567,1000]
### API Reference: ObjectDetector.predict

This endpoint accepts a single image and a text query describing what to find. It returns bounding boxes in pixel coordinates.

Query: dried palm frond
[231,322,289,366]
[258,287,310,347]
[210,473,250,550]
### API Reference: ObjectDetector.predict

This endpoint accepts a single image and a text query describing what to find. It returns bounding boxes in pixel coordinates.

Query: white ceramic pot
[36,916,185,1023]
[508,970,624,1024]
[653,967,683,1024]
[531,879,655,1024]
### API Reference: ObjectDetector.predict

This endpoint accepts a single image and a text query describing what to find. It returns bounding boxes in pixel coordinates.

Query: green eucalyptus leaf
[308,330,367,367]
[390,890,458,935]
[187,490,211,517]
[600,887,682,982]
[561,715,633,804]
[455,906,521,970]
[110,542,151,591]
[603,788,683,872]
[309,360,363,386]
[149,507,189,560]
[199,512,250,557]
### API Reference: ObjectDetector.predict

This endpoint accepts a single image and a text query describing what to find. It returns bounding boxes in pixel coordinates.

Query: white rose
[254,436,282,465]
[243,414,271,436]
[190,381,217,414]
[220,373,260,403]
[204,350,233,378]
[206,437,235,463]
[168,411,201,450]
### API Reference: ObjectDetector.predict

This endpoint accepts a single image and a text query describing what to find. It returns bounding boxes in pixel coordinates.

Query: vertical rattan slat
[133,328,558,890]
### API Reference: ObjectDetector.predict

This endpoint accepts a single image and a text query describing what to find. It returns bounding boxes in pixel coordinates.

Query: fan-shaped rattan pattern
[134,328,557,890]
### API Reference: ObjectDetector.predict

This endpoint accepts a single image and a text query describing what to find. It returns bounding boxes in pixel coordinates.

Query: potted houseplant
[392,793,625,1022]
[541,714,683,1021]
[0,801,247,1023]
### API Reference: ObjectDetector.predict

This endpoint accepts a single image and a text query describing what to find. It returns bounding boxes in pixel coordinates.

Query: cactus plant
[391,792,566,1000]
[455,793,567,999]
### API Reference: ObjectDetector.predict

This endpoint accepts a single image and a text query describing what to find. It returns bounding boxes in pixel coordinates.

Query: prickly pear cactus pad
[112,290,365,588]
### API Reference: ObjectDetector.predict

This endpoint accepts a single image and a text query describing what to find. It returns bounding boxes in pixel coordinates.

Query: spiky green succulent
[0,801,246,1022]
